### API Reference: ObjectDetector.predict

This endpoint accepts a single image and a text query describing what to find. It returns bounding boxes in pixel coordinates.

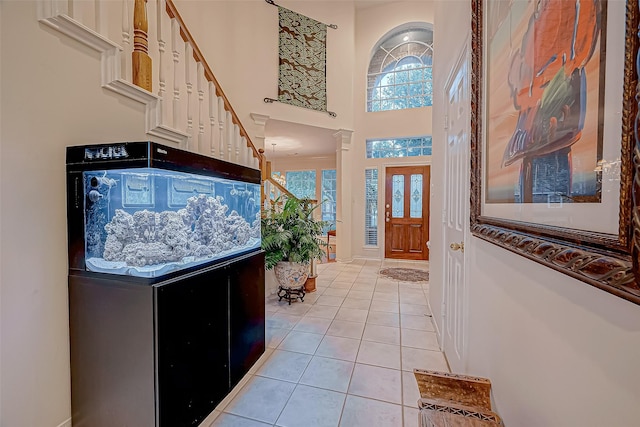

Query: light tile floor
[203,259,449,427]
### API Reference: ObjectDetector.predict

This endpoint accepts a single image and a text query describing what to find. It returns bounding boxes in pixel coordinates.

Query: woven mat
[379,268,429,282]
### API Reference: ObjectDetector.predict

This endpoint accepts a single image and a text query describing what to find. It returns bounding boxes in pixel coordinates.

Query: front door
[384,166,430,260]
[442,42,470,371]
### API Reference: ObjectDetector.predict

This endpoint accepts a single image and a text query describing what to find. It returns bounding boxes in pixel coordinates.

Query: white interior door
[442,42,470,372]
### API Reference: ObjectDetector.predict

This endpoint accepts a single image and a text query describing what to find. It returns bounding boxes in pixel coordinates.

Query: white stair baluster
[241,137,249,167]
[226,111,233,162]
[239,136,246,166]
[171,17,181,130]
[70,0,96,31]
[121,0,132,81]
[209,82,217,158]
[185,43,194,150]
[197,62,206,154]
[234,125,241,164]
[38,0,70,18]
[218,97,225,160]
[95,0,105,34]
[247,145,253,168]
[156,0,168,124]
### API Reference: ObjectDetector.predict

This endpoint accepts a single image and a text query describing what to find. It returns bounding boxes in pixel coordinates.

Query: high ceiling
[264,119,338,159]
[354,0,401,10]
[262,0,400,160]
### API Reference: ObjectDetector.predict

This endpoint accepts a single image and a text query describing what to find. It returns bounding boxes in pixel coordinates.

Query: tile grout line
[256,261,430,427]
[337,271,363,427]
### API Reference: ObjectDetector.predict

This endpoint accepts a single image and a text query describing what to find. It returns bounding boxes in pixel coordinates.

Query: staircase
[37,0,263,170]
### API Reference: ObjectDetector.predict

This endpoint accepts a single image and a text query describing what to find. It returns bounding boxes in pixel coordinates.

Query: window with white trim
[285,170,316,199]
[367,24,433,112]
[366,136,432,158]
[365,169,378,246]
[321,169,336,228]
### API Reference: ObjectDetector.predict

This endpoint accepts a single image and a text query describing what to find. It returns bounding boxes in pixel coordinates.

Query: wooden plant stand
[277,285,305,305]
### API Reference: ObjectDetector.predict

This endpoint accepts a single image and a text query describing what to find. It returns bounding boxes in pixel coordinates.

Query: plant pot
[274,261,309,290]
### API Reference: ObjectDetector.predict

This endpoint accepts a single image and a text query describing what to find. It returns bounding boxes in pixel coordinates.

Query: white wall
[351,2,434,259]
[176,0,435,261]
[431,1,640,426]
[0,2,157,425]
[174,0,355,147]
[0,3,4,423]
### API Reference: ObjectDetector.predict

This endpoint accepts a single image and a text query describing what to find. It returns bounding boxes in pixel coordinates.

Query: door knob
[449,242,464,252]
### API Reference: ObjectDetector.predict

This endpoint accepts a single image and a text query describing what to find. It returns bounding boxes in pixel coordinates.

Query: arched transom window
[367,24,433,112]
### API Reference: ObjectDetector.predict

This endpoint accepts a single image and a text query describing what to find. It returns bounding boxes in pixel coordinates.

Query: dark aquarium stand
[66,142,265,427]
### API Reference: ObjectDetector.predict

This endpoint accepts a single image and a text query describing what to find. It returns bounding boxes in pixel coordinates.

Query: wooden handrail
[265,177,317,204]
[164,0,261,167]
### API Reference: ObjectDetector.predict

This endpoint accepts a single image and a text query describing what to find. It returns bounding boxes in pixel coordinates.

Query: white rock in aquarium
[158,211,190,250]
[225,210,251,246]
[101,195,257,268]
[133,210,159,242]
[250,212,261,239]
[122,242,183,267]
[103,210,135,262]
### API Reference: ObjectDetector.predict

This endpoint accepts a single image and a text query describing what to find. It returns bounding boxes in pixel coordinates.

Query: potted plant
[261,197,328,303]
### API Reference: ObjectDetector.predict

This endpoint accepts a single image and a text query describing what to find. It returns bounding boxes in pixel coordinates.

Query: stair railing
[38,0,264,172]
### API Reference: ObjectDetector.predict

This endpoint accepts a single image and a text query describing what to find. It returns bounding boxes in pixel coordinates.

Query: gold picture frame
[470,0,640,305]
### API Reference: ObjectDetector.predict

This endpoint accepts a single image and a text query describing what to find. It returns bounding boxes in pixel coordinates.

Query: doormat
[379,268,429,282]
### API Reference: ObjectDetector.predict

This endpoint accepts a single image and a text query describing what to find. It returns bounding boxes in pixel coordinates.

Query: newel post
[132,0,152,91]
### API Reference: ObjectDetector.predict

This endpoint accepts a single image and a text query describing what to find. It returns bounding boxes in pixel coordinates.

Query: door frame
[381,161,432,260]
[384,165,431,260]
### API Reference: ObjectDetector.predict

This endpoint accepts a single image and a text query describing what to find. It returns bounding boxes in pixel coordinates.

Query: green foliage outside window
[285,170,316,199]
[366,136,432,159]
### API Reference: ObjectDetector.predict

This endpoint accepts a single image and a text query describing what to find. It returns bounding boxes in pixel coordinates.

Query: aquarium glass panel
[83,168,261,278]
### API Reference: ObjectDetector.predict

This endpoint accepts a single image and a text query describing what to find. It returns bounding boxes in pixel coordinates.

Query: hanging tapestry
[277,6,327,112]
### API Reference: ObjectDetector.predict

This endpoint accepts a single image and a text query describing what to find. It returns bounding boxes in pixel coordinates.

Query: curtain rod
[265,0,338,29]
[264,98,337,118]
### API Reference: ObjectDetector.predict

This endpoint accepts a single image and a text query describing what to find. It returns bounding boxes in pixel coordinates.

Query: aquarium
[81,167,261,277]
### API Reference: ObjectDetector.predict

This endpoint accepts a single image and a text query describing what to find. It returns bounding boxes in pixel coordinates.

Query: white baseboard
[56,418,72,427]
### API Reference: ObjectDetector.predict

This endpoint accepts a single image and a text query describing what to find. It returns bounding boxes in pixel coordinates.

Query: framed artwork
[470,0,640,304]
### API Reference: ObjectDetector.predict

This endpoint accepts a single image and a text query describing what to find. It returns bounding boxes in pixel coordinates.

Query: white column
[250,113,269,153]
[334,129,354,263]
[250,112,269,171]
